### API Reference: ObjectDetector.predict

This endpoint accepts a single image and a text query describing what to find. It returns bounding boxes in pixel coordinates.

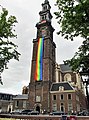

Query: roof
[0,92,13,96]
[13,94,28,100]
[51,82,74,91]
[60,64,72,72]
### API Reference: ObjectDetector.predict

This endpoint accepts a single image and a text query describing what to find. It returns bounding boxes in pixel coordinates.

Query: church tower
[29,0,56,112]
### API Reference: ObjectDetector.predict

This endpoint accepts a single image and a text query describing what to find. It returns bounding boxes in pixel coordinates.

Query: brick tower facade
[29,0,56,113]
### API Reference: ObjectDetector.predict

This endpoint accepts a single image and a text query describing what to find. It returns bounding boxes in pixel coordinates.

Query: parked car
[20,109,32,115]
[28,111,39,115]
[77,110,88,116]
[10,109,22,114]
[50,111,65,115]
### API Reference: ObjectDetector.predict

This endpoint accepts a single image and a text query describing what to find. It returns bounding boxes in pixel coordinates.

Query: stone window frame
[23,100,27,108]
[64,73,71,82]
[53,94,57,101]
[76,95,79,101]
[52,103,57,111]
[60,94,64,100]
[41,14,47,21]
[43,5,47,11]
[15,100,19,108]
[67,94,72,100]
[68,102,73,112]
[36,96,41,102]
[60,102,64,112]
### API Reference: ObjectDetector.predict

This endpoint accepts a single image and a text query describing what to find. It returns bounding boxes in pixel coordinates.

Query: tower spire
[44,0,49,3]
[39,0,52,23]
[36,0,54,39]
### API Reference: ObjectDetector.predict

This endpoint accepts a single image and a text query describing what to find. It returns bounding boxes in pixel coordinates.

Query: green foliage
[55,0,89,40]
[55,0,89,73]
[64,39,89,72]
[0,7,20,84]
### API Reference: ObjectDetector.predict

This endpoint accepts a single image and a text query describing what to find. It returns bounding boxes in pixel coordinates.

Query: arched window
[43,5,47,11]
[60,103,64,112]
[64,73,71,82]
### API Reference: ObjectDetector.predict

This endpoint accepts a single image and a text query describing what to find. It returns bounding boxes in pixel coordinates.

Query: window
[76,95,79,101]
[44,15,47,19]
[68,102,73,112]
[41,15,46,20]
[42,16,44,20]
[10,96,13,100]
[36,96,41,102]
[64,73,71,82]
[60,94,64,100]
[68,94,72,100]
[53,95,56,100]
[52,103,57,111]
[43,5,47,11]
[60,103,64,112]
[77,104,80,111]
[23,101,26,108]
[15,101,19,107]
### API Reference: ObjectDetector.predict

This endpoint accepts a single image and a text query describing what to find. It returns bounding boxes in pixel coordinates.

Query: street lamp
[80,70,89,112]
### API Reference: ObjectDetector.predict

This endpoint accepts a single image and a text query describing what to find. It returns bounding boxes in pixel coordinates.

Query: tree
[54,0,89,72]
[64,39,89,73]
[0,6,20,84]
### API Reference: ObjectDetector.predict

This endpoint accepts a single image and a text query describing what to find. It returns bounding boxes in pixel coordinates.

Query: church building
[13,0,87,114]
[28,0,87,113]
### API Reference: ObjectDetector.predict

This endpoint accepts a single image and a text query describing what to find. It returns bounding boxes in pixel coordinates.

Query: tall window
[64,73,71,82]
[68,94,72,100]
[43,6,47,10]
[52,103,57,111]
[23,101,26,108]
[60,103,64,112]
[36,96,41,102]
[53,95,56,100]
[76,95,79,101]
[15,101,19,107]
[68,102,73,112]
[77,104,80,111]
[60,94,64,100]
[42,16,45,20]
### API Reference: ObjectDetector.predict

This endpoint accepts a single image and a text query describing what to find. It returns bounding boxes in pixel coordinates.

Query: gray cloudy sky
[0,0,82,95]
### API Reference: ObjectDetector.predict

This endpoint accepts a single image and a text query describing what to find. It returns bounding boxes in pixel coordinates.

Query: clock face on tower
[42,29,46,37]
[41,27,47,37]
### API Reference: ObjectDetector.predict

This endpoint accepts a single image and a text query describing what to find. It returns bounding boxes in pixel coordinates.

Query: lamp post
[80,70,89,112]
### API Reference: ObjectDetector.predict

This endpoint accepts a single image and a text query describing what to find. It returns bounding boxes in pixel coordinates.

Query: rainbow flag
[34,37,44,81]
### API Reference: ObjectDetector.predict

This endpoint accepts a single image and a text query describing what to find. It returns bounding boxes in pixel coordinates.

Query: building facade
[0,93,13,113]
[13,94,29,111]
[50,64,87,114]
